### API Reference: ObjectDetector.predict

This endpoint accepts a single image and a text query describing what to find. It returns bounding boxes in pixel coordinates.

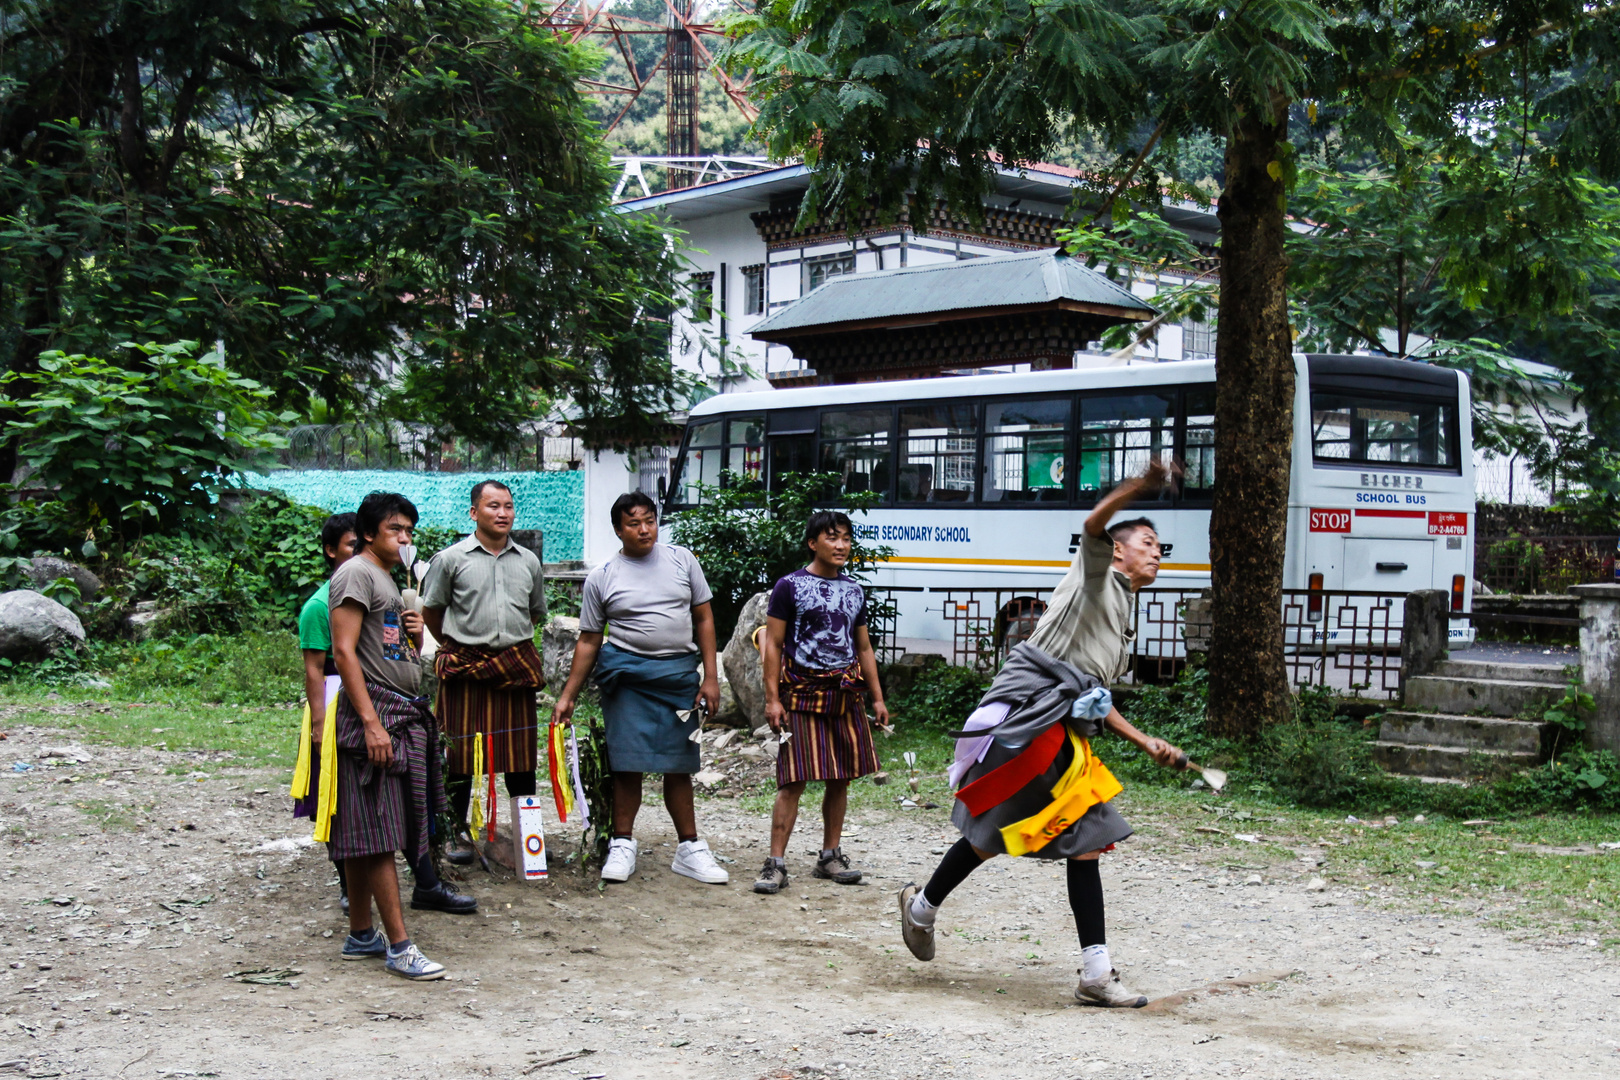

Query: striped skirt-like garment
[435,641,545,775]
[328,685,444,864]
[775,657,880,787]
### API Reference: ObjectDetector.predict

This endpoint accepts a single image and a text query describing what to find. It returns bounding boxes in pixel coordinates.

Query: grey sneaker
[1074,968,1148,1008]
[385,941,446,981]
[813,846,862,884]
[753,857,788,895]
[898,883,935,961]
[340,929,386,960]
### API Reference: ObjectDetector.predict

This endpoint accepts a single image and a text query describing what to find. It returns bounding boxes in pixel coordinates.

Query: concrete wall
[242,469,585,561]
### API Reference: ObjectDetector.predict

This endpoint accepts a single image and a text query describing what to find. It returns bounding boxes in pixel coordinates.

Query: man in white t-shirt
[552,491,728,886]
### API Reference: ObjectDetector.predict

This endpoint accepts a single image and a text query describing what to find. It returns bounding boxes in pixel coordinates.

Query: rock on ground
[0,588,85,659]
[24,556,101,603]
[542,615,581,688]
[720,590,770,728]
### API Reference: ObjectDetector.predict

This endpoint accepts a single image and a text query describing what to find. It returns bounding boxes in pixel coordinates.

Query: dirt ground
[1,719,1617,1080]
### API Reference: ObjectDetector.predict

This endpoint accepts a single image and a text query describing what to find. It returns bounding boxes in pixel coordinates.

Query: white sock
[1081,944,1112,982]
[909,892,939,927]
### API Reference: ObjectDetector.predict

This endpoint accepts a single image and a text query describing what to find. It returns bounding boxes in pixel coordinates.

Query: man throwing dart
[898,459,1187,1008]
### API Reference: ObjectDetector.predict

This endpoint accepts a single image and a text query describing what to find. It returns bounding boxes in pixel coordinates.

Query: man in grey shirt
[552,491,727,886]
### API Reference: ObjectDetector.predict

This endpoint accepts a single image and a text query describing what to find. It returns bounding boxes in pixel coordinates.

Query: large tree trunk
[1207,104,1295,736]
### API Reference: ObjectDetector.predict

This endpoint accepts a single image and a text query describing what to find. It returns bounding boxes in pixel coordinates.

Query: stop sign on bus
[1309,509,1351,532]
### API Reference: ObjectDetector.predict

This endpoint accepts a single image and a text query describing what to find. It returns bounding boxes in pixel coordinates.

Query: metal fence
[280,422,584,473]
[867,584,1412,700]
[1475,534,1616,594]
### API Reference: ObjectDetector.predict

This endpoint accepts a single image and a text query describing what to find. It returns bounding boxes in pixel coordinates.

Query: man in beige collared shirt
[422,480,548,864]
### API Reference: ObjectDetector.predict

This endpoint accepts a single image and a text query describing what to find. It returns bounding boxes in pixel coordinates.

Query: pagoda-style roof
[752,249,1154,339]
[749,249,1156,382]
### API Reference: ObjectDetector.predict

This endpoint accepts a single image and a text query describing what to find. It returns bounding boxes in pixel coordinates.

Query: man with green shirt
[291,513,357,908]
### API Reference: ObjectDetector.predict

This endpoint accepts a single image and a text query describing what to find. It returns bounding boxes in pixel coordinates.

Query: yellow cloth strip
[469,732,485,836]
[290,702,314,801]
[999,732,1123,857]
[312,683,340,843]
[292,675,341,801]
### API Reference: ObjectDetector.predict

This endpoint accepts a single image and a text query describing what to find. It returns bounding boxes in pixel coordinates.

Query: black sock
[446,773,472,828]
[922,839,988,907]
[333,858,348,894]
[1067,859,1106,948]
[411,853,440,891]
[503,771,537,798]
[679,834,698,844]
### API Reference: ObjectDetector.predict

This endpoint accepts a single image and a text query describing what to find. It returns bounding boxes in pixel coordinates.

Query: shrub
[887,662,989,728]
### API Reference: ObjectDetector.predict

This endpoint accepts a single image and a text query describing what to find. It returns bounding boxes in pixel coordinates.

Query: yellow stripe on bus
[879,556,1212,571]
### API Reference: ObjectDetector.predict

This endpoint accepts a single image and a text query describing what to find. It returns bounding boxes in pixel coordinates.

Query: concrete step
[1373,741,1539,780]
[1377,711,1546,755]
[1403,675,1564,718]
[1433,658,1570,684]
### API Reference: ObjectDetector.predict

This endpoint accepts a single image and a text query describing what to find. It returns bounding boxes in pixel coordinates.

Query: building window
[688,271,714,322]
[803,252,855,294]
[1183,318,1215,358]
[741,265,765,315]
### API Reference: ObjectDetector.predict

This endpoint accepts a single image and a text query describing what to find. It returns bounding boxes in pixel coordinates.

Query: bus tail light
[1451,574,1466,612]
[1307,573,1324,622]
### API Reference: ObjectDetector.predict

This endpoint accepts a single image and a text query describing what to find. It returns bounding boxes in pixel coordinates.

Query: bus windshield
[1311,391,1458,470]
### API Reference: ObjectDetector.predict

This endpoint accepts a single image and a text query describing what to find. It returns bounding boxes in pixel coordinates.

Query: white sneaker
[671,839,730,885]
[1074,968,1148,1008]
[601,837,638,882]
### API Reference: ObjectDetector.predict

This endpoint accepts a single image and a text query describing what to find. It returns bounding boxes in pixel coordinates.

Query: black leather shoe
[445,833,475,867]
[410,881,478,914]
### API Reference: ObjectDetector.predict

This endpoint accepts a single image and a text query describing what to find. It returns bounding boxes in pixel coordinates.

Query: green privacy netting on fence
[240,469,585,560]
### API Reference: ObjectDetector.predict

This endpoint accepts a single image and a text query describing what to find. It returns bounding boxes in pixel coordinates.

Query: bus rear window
[1311,392,1457,469]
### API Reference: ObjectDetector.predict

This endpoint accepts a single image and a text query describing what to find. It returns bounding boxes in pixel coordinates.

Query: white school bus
[665,354,1476,652]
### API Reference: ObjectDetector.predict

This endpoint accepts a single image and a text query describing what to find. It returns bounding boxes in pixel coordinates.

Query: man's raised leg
[899,839,992,961]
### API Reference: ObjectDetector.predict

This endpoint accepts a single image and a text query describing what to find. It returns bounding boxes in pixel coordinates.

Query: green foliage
[0,342,290,537]
[105,633,301,706]
[0,0,687,452]
[884,662,989,729]
[667,471,895,642]
[545,579,582,619]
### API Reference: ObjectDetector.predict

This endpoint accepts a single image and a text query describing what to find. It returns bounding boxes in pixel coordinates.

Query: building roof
[749,249,1156,342]
[614,161,1218,240]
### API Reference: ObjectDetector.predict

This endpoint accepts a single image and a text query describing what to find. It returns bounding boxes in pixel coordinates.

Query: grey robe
[949,643,1132,859]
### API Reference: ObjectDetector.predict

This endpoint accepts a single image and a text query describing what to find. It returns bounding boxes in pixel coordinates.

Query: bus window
[820,408,893,502]
[768,433,815,491]
[1311,393,1457,468]
[1078,393,1175,502]
[898,404,977,503]
[726,415,765,485]
[1182,388,1216,498]
[678,419,723,503]
[983,398,1070,504]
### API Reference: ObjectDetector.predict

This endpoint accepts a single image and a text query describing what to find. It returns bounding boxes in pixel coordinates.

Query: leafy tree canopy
[0,0,687,457]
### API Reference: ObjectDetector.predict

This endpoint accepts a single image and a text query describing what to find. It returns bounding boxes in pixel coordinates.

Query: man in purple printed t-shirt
[754,510,890,895]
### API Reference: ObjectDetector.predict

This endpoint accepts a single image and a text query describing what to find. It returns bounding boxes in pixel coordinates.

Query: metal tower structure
[537,2,759,175]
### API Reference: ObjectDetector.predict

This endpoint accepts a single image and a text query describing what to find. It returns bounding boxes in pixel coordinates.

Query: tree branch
[1090,118,1168,225]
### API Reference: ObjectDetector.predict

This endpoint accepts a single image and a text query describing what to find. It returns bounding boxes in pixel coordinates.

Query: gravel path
[0,720,1616,1079]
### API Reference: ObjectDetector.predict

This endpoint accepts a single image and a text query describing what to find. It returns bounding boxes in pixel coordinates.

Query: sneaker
[813,847,863,885]
[671,839,729,885]
[753,857,788,895]
[410,880,478,914]
[340,928,386,960]
[385,941,446,981]
[340,889,350,916]
[600,837,638,883]
[445,831,476,867]
[897,883,935,961]
[1074,968,1148,1008]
